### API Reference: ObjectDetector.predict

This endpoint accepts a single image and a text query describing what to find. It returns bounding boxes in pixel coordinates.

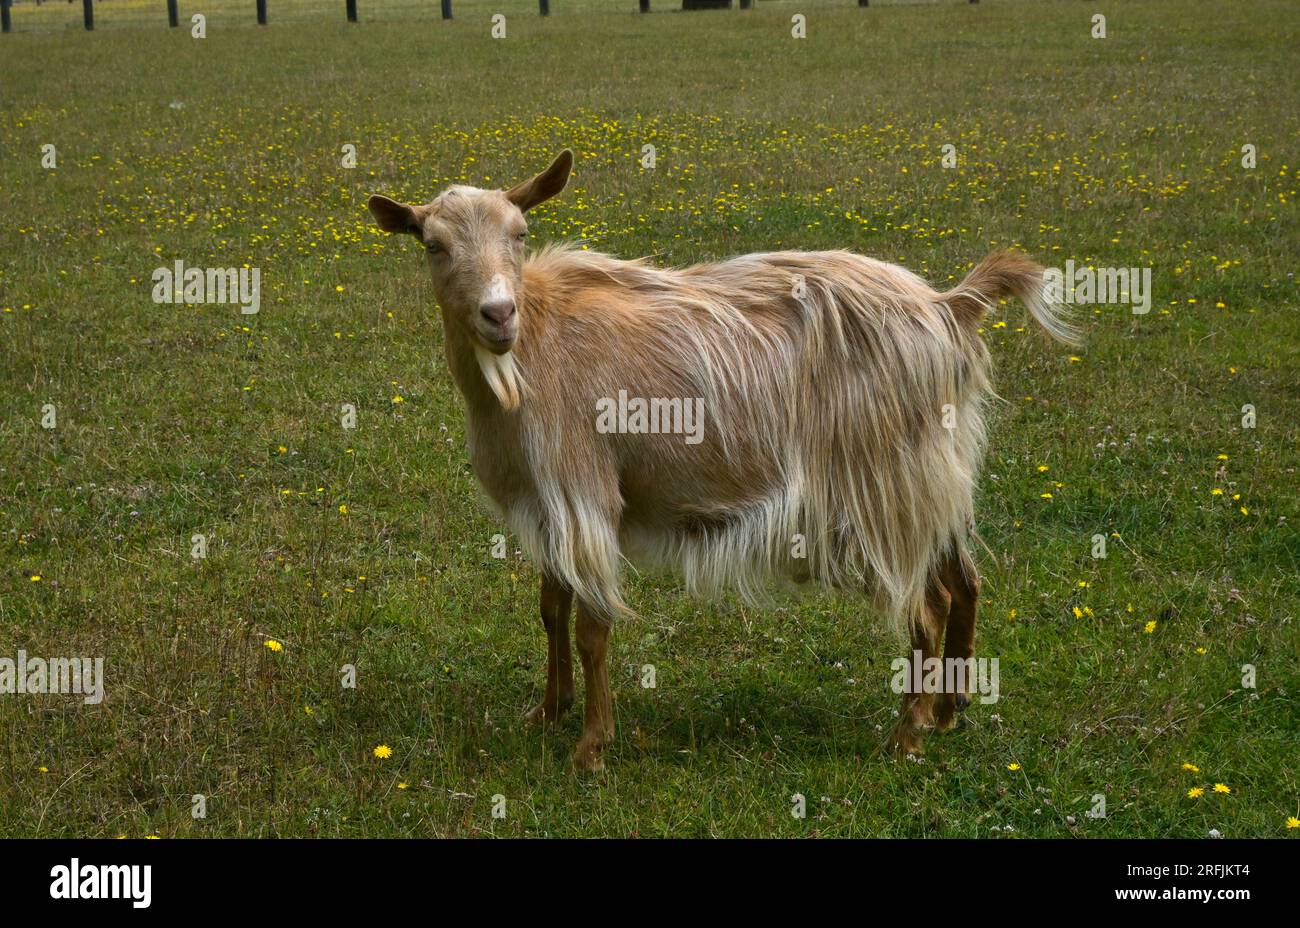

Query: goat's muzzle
[477,298,518,353]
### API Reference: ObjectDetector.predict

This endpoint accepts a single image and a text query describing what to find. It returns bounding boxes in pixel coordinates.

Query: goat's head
[367,150,573,356]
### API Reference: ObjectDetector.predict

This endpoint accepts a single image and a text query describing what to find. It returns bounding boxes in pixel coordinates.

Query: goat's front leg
[525,572,574,725]
[572,600,614,773]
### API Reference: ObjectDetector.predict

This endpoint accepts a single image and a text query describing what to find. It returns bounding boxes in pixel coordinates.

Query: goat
[368,150,1077,771]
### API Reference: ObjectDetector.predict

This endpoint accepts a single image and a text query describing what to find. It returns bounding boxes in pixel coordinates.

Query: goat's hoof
[572,738,608,774]
[934,692,969,731]
[887,725,927,758]
[524,703,553,725]
[524,696,572,726]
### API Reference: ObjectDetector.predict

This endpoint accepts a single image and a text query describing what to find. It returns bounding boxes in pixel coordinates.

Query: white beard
[474,345,524,411]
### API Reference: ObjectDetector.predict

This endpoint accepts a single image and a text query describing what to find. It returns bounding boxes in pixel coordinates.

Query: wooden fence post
[740,0,751,9]
[441,0,451,19]
[639,0,649,12]
[168,0,178,26]
[539,0,548,14]
[1,0,11,34]
[83,0,93,29]
[346,0,356,20]
[257,0,266,23]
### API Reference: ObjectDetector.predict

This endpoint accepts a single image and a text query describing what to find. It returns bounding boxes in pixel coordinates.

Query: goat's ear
[368,194,423,235]
[505,149,573,213]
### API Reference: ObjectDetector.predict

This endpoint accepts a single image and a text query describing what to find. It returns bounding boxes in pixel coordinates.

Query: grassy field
[1,0,1297,838]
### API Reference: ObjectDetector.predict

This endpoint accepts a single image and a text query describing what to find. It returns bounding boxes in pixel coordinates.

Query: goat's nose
[480,299,516,326]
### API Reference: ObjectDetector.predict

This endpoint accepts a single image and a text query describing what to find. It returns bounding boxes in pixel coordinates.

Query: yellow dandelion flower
[1144,620,1157,634]
[29,575,41,582]
[373,744,393,759]
[338,504,348,514]
[1188,787,1205,799]
[391,395,404,404]
[397,782,409,790]
[1072,606,1083,619]
[304,705,314,715]
[1212,488,1224,496]
[264,639,283,652]
[1240,507,1249,516]
[1007,763,1021,771]
[1216,454,1229,461]
[1213,783,1231,794]
[1182,763,1200,772]
[1037,465,1049,472]
[1040,492,1054,500]
[1286,817,1299,829]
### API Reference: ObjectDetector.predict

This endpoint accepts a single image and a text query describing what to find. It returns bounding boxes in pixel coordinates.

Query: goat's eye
[515,231,527,243]
[425,241,446,256]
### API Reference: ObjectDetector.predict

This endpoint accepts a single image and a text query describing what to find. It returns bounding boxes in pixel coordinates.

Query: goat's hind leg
[525,572,575,725]
[888,576,950,756]
[934,545,979,732]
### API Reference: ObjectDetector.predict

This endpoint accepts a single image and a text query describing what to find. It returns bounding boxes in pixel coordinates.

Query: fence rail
[0,0,982,34]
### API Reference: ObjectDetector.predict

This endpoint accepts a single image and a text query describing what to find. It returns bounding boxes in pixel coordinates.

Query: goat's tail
[940,250,1081,346]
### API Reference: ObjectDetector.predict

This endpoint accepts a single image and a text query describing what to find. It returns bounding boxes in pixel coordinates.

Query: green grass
[1,0,1297,837]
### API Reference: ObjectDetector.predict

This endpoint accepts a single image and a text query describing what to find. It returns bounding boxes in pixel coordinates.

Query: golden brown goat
[369,150,1076,771]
